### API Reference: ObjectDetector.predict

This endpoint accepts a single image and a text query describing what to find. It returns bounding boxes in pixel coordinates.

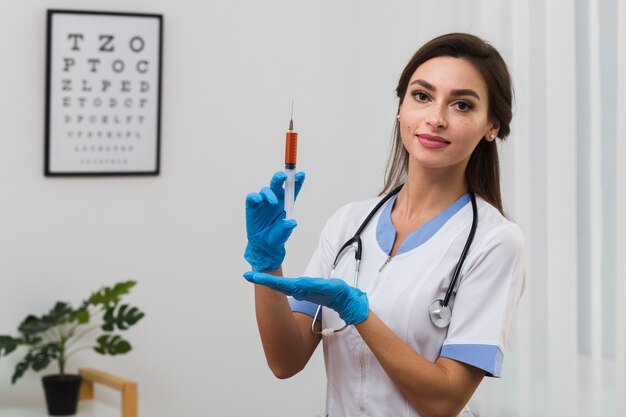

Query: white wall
[2,0,624,416]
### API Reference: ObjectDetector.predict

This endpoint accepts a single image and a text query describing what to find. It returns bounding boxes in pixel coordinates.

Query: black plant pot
[42,374,82,416]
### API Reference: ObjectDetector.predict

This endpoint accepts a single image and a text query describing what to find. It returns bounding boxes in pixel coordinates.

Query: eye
[411,90,430,102]
[454,101,472,111]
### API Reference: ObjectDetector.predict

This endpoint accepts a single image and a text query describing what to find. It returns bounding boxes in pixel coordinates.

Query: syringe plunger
[284,168,296,219]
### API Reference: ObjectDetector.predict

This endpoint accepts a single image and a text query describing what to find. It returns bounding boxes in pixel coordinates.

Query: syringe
[284,110,298,220]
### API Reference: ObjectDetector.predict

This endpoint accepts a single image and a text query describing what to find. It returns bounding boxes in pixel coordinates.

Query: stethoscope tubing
[442,192,478,307]
[312,184,478,334]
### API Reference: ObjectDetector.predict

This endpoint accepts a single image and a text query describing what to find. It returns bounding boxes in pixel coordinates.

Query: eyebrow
[410,79,481,100]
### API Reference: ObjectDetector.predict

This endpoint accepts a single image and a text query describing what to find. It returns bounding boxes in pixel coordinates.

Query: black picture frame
[45,9,163,176]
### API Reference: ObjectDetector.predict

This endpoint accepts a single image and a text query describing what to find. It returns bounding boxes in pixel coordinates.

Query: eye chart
[45,10,163,175]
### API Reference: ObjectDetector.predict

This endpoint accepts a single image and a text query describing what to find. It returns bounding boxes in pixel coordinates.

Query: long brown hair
[382,33,513,214]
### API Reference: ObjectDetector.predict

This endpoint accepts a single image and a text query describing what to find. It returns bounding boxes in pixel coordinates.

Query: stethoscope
[311,184,478,337]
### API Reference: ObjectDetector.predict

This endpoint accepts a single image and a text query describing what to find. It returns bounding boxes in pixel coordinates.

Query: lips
[417,134,450,149]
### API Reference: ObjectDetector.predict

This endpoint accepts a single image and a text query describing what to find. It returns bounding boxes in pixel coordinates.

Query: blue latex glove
[244,171,305,271]
[243,271,369,325]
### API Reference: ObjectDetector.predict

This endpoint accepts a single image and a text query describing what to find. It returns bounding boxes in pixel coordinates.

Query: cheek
[404,123,414,135]
[456,118,487,141]
[399,121,416,146]
[399,111,420,137]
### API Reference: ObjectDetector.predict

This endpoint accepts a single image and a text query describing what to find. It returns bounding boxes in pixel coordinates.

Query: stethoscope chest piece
[429,299,452,328]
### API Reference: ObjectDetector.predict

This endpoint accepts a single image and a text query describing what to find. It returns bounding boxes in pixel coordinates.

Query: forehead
[409,56,488,94]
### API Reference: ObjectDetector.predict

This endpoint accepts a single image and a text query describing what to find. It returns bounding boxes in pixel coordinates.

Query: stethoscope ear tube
[354,184,405,237]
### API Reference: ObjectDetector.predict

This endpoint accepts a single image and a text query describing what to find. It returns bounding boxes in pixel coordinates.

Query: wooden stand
[78,368,138,417]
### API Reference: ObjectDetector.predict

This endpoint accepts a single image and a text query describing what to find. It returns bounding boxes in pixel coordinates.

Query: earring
[396,114,400,120]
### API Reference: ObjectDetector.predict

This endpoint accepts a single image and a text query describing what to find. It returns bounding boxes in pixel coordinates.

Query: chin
[408,152,466,171]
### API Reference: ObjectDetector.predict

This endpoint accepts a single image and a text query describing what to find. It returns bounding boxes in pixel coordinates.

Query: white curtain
[466,0,626,415]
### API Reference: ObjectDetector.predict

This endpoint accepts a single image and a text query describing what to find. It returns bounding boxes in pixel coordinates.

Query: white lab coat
[293,194,525,417]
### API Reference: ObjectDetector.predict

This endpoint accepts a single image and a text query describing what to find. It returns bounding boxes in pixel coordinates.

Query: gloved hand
[243,272,369,325]
[244,171,305,271]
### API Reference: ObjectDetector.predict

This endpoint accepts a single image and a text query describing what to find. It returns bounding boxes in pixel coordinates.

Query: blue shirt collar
[376,193,471,255]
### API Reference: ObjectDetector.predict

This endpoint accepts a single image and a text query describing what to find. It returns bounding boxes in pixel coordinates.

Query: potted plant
[0,280,144,416]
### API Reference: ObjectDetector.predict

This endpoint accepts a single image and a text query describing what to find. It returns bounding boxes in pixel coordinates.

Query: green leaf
[22,334,43,345]
[12,353,33,384]
[116,305,129,330]
[94,335,132,356]
[101,304,144,332]
[31,351,52,371]
[18,302,72,336]
[101,308,114,332]
[71,308,90,325]
[8,342,61,383]
[5,336,61,384]
[0,336,21,357]
[89,281,137,309]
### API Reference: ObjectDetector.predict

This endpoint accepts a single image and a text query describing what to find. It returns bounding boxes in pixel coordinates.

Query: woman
[243,33,525,417]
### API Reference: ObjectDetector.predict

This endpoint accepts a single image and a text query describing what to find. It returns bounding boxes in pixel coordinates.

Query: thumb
[267,219,297,247]
[294,171,306,200]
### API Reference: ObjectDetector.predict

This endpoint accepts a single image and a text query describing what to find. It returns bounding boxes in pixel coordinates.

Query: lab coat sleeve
[439,222,526,377]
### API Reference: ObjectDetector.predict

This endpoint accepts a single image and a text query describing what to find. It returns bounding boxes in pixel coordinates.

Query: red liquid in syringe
[285,119,298,169]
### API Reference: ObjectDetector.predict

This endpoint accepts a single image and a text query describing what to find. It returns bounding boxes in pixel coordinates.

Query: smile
[417,134,451,149]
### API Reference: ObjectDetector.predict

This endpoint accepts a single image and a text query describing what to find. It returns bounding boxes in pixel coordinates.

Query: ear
[486,119,500,141]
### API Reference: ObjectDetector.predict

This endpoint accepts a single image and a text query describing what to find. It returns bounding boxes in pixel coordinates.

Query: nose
[425,104,447,129]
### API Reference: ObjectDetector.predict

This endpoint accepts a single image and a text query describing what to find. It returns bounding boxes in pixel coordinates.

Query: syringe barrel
[285,131,298,167]
[284,168,296,220]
